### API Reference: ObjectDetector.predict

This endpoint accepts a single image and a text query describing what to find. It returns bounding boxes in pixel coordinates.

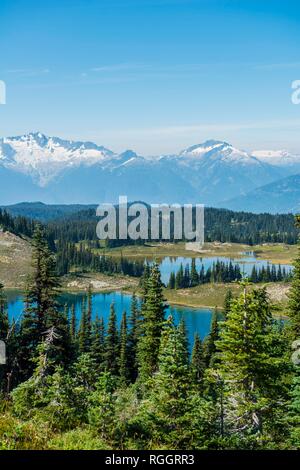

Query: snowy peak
[4,132,115,157]
[179,139,258,166]
[180,139,226,157]
[0,132,118,186]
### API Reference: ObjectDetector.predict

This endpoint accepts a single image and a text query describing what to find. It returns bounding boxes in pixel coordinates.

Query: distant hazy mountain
[252,149,300,173]
[223,173,300,214]
[0,132,299,209]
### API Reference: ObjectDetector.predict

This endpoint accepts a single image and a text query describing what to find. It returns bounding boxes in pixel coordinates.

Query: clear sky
[1,0,300,155]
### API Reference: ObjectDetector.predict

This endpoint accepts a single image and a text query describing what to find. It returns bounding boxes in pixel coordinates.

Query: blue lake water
[158,254,292,284]
[6,290,214,347]
[5,253,291,347]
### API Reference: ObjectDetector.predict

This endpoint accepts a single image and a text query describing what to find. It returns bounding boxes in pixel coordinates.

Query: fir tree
[138,263,166,379]
[127,293,141,381]
[70,304,76,341]
[78,297,89,353]
[203,309,220,367]
[90,315,106,371]
[105,304,119,375]
[191,333,206,386]
[175,263,184,289]
[177,319,189,364]
[18,225,64,377]
[119,311,128,385]
[190,258,199,287]
[217,286,288,444]
[140,263,150,297]
[142,316,213,449]
[86,284,93,344]
[168,271,176,289]
[45,302,72,367]
[223,289,233,318]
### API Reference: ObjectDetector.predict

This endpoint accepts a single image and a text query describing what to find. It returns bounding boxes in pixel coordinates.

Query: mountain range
[1,132,300,213]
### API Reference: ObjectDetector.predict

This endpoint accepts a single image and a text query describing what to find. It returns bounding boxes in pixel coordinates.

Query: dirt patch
[266,283,290,303]
[62,272,139,292]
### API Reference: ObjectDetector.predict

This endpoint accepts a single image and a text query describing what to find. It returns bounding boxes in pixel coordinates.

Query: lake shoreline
[3,285,217,311]
[4,284,290,318]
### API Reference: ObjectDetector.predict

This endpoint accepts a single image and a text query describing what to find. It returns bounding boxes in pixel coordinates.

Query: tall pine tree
[216,287,288,445]
[119,311,128,384]
[105,304,119,375]
[138,263,166,379]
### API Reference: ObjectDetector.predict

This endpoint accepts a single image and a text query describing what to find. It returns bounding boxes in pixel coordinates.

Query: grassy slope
[0,231,32,288]
[163,282,290,314]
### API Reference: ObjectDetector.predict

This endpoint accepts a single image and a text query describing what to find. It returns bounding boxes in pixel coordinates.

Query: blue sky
[1,0,300,154]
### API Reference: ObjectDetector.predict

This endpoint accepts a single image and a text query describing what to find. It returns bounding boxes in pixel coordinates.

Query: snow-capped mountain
[0,132,139,186]
[159,140,284,204]
[179,139,256,164]
[0,132,299,208]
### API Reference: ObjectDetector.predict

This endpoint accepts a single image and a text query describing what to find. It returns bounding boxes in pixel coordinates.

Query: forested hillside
[2,203,298,244]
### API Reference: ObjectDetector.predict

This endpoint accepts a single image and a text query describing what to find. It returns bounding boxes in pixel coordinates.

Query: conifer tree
[86,284,93,343]
[140,263,150,297]
[119,311,128,384]
[4,318,20,394]
[183,264,190,288]
[191,333,206,386]
[70,304,76,341]
[175,263,184,289]
[168,272,176,289]
[203,309,220,367]
[190,258,199,287]
[127,293,141,381]
[78,297,89,353]
[45,302,72,367]
[105,304,119,375]
[143,316,213,448]
[90,315,105,371]
[217,287,288,444]
[223,289,233,318]
[177,319,189,364]
[146,316,190,424]
[138,263,166,379]
[18,225,65,377]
